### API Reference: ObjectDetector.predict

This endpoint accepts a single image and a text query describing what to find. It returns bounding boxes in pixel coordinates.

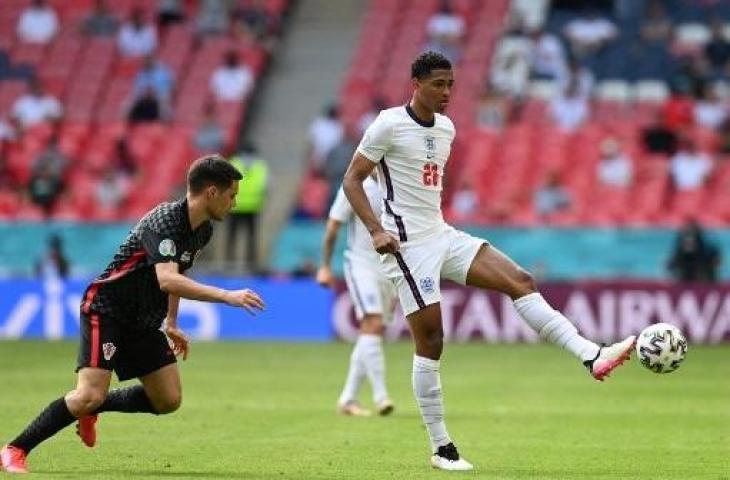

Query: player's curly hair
[411,51,452,79]
[188,154,243,194]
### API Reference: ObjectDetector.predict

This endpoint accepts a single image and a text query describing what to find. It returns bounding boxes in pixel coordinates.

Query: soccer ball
[636,323,688,374]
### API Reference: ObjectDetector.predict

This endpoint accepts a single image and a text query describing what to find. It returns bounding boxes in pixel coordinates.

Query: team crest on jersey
[159,239,176,257]
[425,135,436,159]
[180,251,191,263]
[102,342,116,361]
[420,277,435,294]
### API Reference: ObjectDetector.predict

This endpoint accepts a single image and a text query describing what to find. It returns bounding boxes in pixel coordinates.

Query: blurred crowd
[0,0,286,219]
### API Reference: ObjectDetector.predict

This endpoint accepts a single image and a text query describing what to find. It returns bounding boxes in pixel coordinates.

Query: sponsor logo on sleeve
[159,239,176,257]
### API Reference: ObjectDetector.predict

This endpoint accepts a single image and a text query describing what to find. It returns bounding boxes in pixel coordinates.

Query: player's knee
[424,329,443,355]
[360,316,384,335]
[74,389,107,414]
[512,269,537,298]
[154,392,182,414]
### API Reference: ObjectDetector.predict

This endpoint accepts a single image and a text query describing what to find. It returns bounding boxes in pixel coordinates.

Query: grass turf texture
[0,341,728,479]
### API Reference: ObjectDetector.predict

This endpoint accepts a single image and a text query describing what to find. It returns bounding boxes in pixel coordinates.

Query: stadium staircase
[245,0,366,268]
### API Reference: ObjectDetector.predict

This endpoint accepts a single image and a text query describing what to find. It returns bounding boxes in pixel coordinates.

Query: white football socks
[413,355,452,451]
[359,334,389,404]
[338,336,367,406]
[514,292,600,362]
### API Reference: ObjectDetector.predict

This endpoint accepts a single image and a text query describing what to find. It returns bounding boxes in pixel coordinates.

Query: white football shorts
[380,226,486,316]
[343,253,398,323]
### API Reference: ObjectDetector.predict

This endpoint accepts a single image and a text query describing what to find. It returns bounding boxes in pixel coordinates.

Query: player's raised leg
[465,244,635,380]
[407,304,472,471]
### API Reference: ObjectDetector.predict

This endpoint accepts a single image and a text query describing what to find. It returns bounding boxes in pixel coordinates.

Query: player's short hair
[411,51,452,79]
[187,154,242,194]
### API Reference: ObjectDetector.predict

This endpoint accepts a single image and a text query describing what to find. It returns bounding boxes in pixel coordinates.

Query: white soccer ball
[636,323,688,374]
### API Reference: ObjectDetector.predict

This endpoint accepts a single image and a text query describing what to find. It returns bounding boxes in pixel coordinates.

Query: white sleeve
[328,185,352,223]
[356,111,392,163]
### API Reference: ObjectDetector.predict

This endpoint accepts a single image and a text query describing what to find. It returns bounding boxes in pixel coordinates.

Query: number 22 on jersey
[422,163,440,187]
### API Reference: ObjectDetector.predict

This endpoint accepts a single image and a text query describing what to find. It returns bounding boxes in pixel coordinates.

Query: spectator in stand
[28,161,63,216]
[557,57,594,99]
[194,103,225,155]
[112,136,138,180]
[490,34,531,97]
[663,86,695,131]
[705,18,730,74]
[231,0,277,47]
[450,179,479,221]
[95,170,129,212]
[424,0,466,62]
[563,8,617,58]
[357,97,386,135]
[0,117,18,143]
[134,55,174,111]
[0,141,18,190]
[210,51,254,101]
[17,0,59,45]
[82,0,119,37]
[670,138,713,191]
[157,0,186,28]
[718,117,730,153]
[534,172,571,219]
[549,79,589,131]
[668,220,721,282]
[127,87,162,123]
[476,85,510,130]
[32,135,68,178]
[35,234,69,279]
[323,125,359,206]
[640,0,673,44]
[693,83,727,129]
[117,8,158,58]
[197,0,232,36]
[307,104,343,174]
[597,138,633,189]
[12,81,62,128]
[528,27,567,80]
[670,58,708,101]
[642,111,679,155]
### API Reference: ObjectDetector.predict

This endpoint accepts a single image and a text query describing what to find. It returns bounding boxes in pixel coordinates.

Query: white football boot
[430,443,473,471]
[376,398,394,416]
[585,336,637,381]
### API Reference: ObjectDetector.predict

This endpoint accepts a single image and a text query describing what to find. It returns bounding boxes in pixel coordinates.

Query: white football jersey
[328,176,382,262]
[356,105,454,242]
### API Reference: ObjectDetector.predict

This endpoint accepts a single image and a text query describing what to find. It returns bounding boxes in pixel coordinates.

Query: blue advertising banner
[0,278,334,340]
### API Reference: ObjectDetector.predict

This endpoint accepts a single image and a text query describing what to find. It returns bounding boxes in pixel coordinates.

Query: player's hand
[316,266,335,288]
[372,230,400,254]
[224,289,266,315]
[164,325,190,360]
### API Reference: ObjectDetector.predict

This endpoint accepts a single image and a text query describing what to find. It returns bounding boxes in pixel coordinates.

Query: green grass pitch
[0,341,728,479]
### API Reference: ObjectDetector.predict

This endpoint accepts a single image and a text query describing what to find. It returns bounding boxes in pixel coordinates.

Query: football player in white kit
[316,174,397,417]
[342,52,637,471]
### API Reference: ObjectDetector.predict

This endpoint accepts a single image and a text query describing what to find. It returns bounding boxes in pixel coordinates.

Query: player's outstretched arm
[343,153,399,254]
[155,262,265,315]
[316,218,341,288]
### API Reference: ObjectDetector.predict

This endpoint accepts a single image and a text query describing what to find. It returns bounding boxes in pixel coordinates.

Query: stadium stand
[0,0,289,222]
[298,0,730,229]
